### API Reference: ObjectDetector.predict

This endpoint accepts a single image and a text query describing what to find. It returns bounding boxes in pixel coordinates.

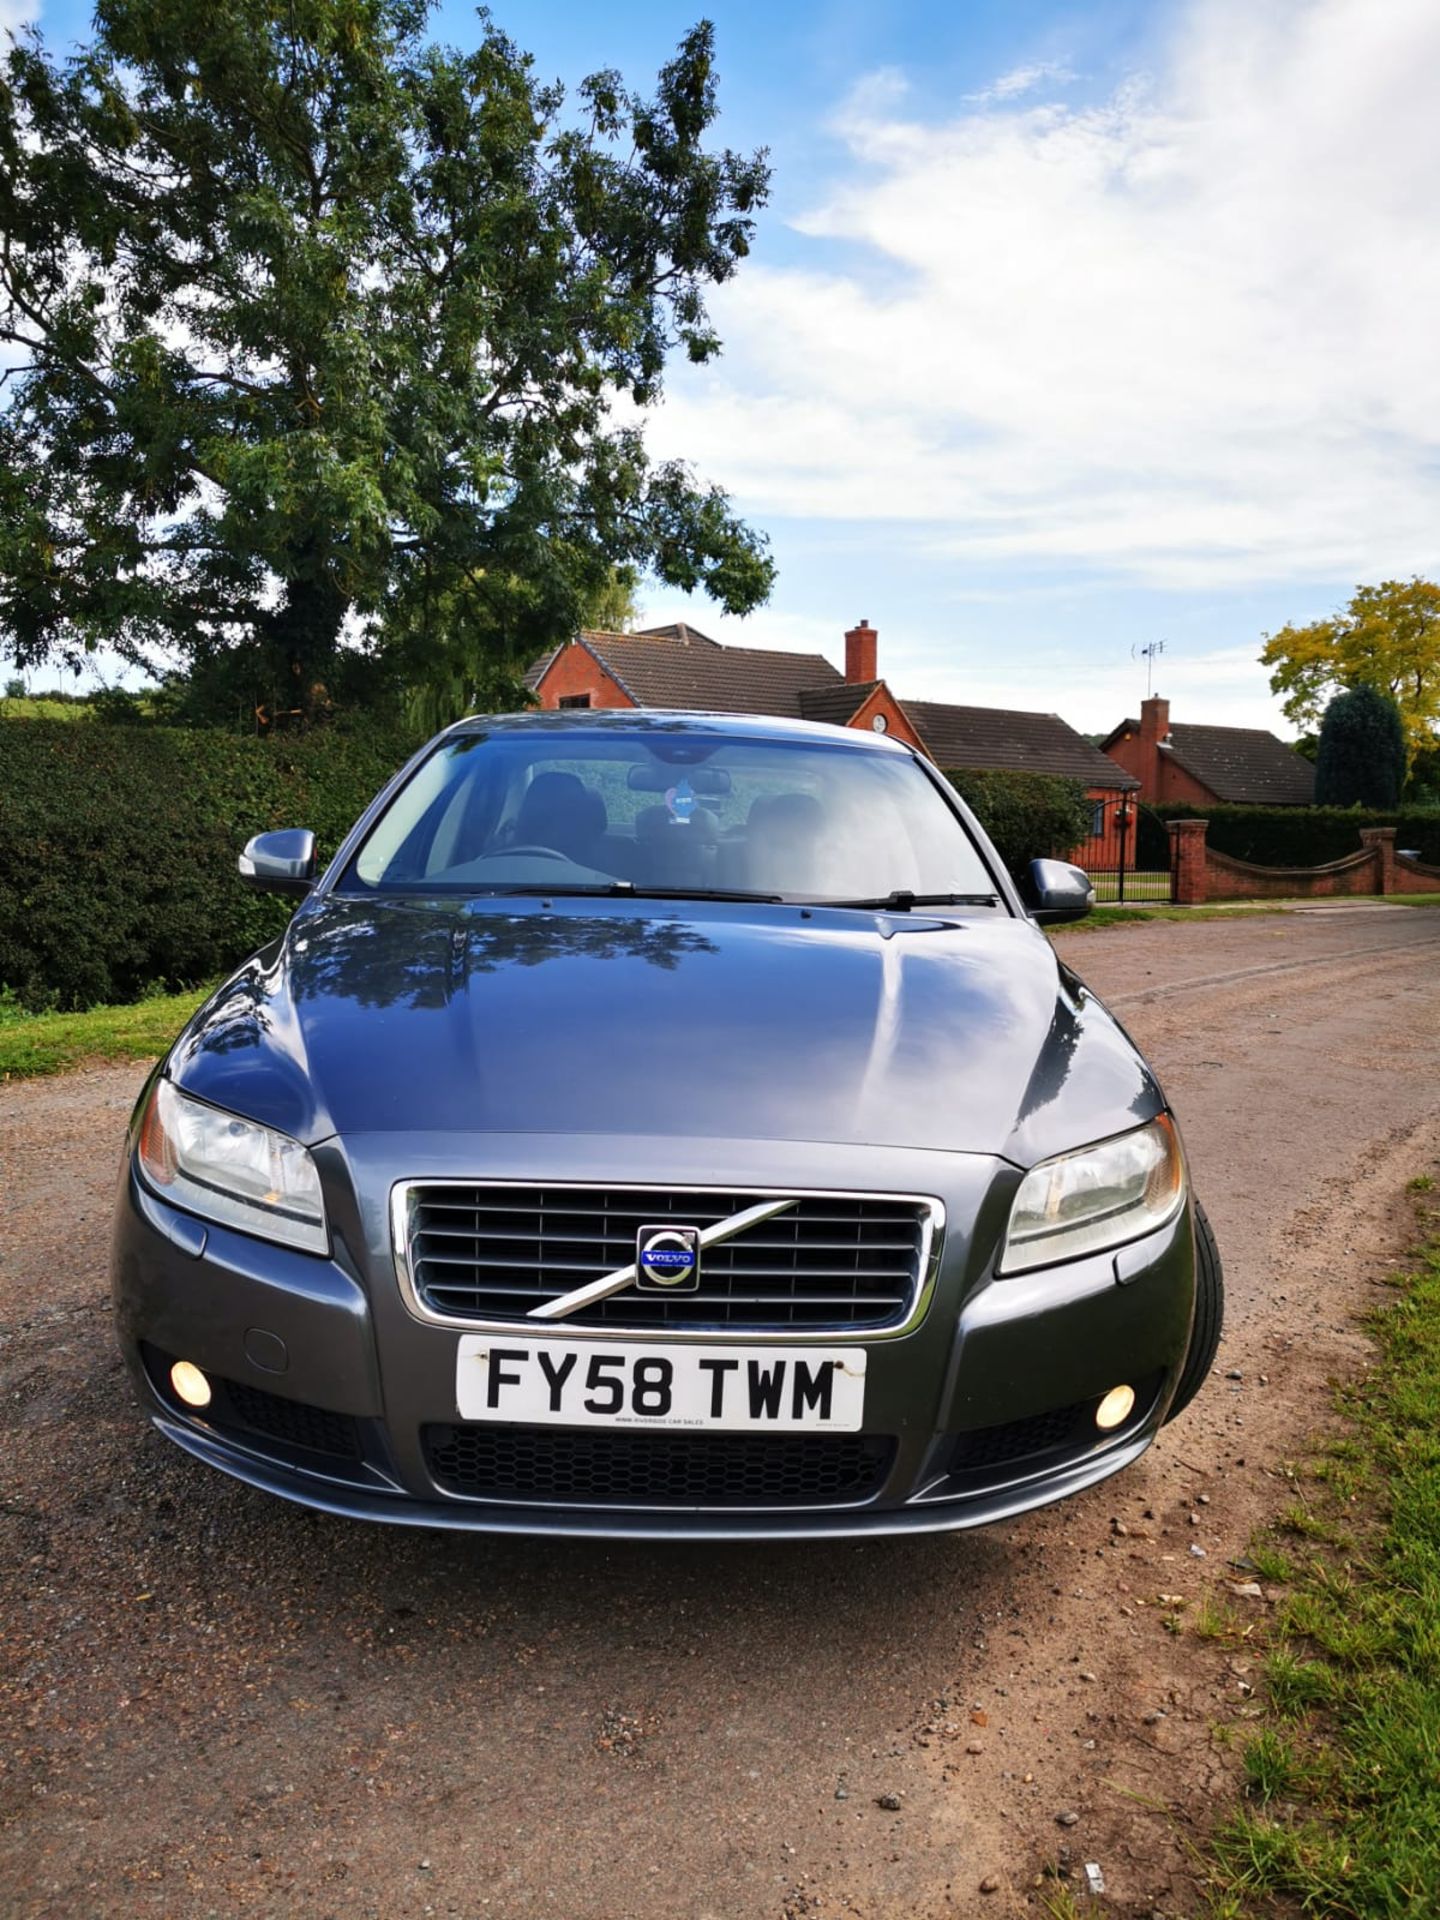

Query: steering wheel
[481,844,572,862]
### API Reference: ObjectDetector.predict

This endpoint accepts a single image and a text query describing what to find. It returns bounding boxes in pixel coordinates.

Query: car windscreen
[337,730,1003,905]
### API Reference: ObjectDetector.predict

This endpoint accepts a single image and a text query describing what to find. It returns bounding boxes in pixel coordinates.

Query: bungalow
[528,619,1137,867]
[1102,696,1315,807]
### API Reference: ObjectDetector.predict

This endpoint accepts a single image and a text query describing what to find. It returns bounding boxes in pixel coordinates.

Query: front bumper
[111,1131,1196,1540]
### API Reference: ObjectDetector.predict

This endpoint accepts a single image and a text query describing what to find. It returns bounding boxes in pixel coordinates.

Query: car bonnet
[167,895,1163,1161]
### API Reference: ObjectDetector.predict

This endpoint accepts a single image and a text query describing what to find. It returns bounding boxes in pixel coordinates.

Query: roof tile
[900,700,1138,788]
[1163,723,1315,805]
[631,621,723,648]
[575,630,845,716]
[797,682,875,725]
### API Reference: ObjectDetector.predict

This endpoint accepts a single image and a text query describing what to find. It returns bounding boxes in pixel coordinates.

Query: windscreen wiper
[465,883,785,903]
[463,883,628,896]
[824,890,1001,910]
[617,885,786,904]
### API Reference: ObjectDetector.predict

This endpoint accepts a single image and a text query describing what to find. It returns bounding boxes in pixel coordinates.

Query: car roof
[445,708,915,754]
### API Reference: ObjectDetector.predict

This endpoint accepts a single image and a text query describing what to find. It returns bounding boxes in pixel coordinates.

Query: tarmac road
[2,904,1438,1918]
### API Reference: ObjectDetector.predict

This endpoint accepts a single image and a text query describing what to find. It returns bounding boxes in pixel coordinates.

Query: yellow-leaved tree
[1261,578,1440,764]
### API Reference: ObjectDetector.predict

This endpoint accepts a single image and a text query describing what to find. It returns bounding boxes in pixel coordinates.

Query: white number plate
[455,1336,867,1432]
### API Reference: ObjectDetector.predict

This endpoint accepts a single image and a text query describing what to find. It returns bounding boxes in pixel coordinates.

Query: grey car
[111,710,1223,1537]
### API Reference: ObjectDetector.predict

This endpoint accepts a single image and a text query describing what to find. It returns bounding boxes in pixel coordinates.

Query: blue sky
[10,0,1440,733]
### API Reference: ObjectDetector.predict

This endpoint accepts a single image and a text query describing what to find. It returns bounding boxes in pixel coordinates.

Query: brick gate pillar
[1358,826,1397,895]
[1169,818,1209,905]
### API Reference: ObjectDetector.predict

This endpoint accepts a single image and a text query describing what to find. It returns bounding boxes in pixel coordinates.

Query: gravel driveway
[3,906,1439,1918]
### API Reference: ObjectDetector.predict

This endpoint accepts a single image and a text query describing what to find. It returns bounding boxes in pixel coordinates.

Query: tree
[1261,579,1440,764]
[0,2,773,714]
[397,560,639,738]
[582,566,641,635]
[1314,685,1406,808]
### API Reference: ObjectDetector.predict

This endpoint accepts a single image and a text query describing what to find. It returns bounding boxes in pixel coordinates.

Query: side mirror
[239,829,317,898]
[1028,857,1094,926]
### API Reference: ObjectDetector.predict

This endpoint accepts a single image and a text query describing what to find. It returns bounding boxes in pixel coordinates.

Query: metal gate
[1084,798,1176,904]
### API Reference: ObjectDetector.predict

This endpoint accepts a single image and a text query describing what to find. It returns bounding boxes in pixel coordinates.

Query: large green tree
[0,1,773,712]
[1261,579,1440,765]
[1314,684,1406,808]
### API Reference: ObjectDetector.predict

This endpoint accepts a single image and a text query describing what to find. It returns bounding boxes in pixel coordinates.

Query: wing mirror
[239,829,317,898]
[1027,857,1094,925]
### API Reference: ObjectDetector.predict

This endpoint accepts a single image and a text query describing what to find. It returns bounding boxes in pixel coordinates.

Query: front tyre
[1164,1200,1225,1423]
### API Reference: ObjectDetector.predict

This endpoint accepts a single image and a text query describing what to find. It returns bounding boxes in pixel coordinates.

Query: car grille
[422,1424,897,1509]
[224,1381,361,1460]
[949,1400,1087,1471]
[399,1185,934,1332]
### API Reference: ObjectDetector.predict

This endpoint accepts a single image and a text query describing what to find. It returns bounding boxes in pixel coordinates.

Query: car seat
[511,772,606,866]
[737,791,826,896]
[635,804,720,888]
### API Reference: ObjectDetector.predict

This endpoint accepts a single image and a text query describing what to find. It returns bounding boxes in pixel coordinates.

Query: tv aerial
[1132,639,1166,698]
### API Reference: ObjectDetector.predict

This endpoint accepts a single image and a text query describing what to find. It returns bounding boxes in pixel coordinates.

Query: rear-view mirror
[626,764,733,796]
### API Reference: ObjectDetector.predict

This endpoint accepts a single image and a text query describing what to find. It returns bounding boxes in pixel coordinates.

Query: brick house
[1102,696,1315,807]
[897,699,1139,860]
[528,620,1137,867]
[527,618,927,748]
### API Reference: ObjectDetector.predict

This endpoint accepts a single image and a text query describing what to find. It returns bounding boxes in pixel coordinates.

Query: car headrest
[763,792,824,838]
[514,771,607,856]
[578,787,607,838]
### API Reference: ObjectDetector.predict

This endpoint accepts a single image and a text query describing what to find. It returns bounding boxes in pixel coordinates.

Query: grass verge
[1069,896,1440,932]
[0,983,213,1079]
[1202,1189,1440,1918]
[1066,904,1290,931]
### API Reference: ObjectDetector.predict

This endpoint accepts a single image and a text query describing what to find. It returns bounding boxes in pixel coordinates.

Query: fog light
[1095,1383,1135,1431]
[170,1360,212,1409]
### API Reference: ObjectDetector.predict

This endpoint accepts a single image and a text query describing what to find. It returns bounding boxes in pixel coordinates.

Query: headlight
[997,1115,1185,1275]
[137,1078,328,1255]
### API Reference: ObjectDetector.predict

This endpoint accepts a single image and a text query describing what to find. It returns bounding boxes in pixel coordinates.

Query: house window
[1091,799,1106,838]
[557,693,592,709]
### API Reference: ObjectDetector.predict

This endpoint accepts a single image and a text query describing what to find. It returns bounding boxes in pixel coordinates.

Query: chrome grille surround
[391,1182,944,1341]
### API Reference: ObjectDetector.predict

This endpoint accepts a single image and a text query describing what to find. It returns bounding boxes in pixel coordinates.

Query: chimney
[845,618,878,685]
[1139,694,1170,748]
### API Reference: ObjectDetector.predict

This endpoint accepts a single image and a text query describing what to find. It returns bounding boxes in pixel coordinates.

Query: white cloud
[965,60,1077,105]
[0,0,39,37]
[654,0,1440,592]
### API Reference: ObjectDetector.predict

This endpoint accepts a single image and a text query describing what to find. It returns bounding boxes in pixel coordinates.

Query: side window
[426,768,487,875]
[354,746,468,885]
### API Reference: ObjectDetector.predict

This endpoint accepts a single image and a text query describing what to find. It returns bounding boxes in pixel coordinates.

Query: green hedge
[0,718,419,1011]
[1148,803,1440,868]
[945,769,1093,882]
